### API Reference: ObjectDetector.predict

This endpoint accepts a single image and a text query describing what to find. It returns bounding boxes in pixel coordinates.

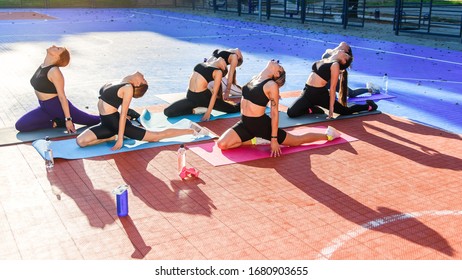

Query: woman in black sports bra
[164,57,240,121]
[287,49,378,119]
[207,48,244,100]
[15,45,100,133]
[322,42,380,97]
[77,72,205,151]
[217,60,342,157]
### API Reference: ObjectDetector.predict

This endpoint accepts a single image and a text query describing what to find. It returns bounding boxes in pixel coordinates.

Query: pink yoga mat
[188,126,358,166]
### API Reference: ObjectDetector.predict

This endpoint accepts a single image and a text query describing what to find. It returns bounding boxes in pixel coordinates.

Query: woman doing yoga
[76,72,206,151]
[217,59,341,157]
[287,49,378,119]
[15,45,100,133]
[163,57,240,121]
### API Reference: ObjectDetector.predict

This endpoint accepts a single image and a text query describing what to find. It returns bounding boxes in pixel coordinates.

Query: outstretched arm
[268,82,282,157]
[327,63,341,119]
[48,67,76,133]
[112,85,133,150]
[224,55,239,99]
[202,70,223,121]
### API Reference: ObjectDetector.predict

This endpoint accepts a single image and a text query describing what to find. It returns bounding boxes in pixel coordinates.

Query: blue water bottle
[112,184,129,217]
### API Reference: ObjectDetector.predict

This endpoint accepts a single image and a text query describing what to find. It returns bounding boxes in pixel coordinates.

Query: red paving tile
[1,110,462,261]
[0,11,460,279]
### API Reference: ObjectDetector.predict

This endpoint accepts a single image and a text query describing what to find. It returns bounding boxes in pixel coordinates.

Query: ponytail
[231,69,237,84]
[133,83,149,98]
[274,69,286,87]
[338,70,348,106]
[56,48,70,67]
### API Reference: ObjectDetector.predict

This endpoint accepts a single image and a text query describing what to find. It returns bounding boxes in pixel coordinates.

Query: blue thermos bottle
[113,184,129,217]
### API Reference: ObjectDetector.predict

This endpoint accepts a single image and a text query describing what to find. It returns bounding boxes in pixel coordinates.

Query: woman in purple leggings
[15,45,100,133]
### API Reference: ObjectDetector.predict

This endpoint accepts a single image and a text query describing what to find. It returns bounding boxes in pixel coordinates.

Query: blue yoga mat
[141,101,378,131]
[139,109,241,130]
[32,119,216,160]
[141,104,378,130]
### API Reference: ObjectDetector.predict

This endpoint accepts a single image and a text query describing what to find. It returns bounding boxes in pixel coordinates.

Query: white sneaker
[251,137,271,145]
[366,82,381,94]
[192,107,208,114]
[190,122,209,137]
[355,92,372,98]
[229,84,243,97]
[326,126,341,141]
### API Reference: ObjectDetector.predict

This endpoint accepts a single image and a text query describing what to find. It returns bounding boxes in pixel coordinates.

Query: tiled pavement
[0,8,461,263]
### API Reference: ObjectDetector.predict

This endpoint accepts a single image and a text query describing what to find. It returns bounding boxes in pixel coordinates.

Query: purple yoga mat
[279,93,396,107]
[348,92,396,103]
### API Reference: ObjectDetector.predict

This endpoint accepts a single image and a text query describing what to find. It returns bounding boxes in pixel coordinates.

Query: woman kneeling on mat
[163,57,240,121]
[322,42,380,97]
[217,59,341,157]
[76,72,206,151]
[207,48,244,100]
[15,45,100,133]
[286,49,378,119]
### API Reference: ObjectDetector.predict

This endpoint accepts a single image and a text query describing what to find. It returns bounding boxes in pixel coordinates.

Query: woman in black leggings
[217,60,342,158]
[163,57,240,121]
[323,42,380,97]
[287,49,377,119]
[76,72,202,150]
[208,48,243,100]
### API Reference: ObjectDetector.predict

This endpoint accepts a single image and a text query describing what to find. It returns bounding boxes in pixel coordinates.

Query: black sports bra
[30,65,57,94]
[212,50,232,65]
[194,63,223,83]
[312,61,333,82]
[242,78,273,107]
[99,83,130,109]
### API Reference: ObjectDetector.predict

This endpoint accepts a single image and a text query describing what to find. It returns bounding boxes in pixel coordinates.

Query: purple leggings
[15,96,100,132]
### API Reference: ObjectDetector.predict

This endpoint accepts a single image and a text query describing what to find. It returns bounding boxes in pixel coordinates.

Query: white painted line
[133,10,462,66]
[317,209,462,260]
[1,9,460,67]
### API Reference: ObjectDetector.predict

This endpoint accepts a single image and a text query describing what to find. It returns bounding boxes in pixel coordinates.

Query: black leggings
[286,84,370,118]
[164,89,240,117]
[232,114,287,144]
[327,81,369,98]
[89,112,146,140]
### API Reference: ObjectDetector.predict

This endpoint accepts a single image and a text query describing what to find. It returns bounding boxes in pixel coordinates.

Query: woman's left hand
[201,113,211,122]
[223,89,230,100]
[270,141,281,157]
[326,110,334,119]
[66,121,76,133]
[111,139,124,151]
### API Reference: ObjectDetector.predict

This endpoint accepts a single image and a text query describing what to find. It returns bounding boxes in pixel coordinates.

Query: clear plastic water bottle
[382,73,389,94]
[44,136,54,169]
[177,144,186,174]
